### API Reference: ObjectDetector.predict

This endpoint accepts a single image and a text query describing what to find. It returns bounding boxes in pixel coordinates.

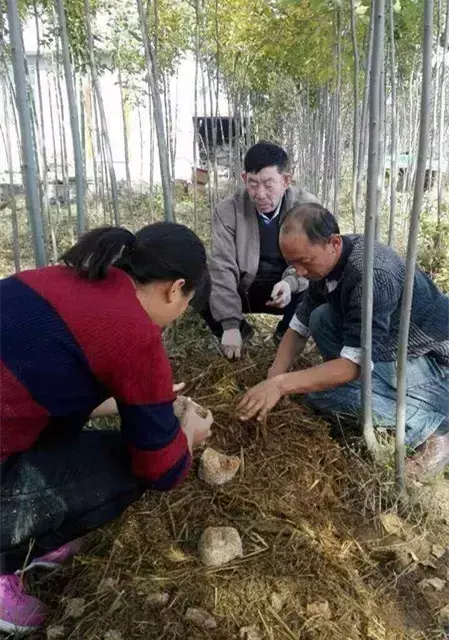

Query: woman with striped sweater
[0,222,212,634]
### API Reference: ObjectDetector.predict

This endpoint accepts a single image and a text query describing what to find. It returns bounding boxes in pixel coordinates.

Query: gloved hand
[266,280,292,309]
[221,328,242,360]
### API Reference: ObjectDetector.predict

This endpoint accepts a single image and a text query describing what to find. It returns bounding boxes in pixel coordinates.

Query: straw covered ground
[11,311,446,640]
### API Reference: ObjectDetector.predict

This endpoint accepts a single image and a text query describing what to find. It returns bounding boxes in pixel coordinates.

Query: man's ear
[241,172,247,185]
[330,234,342,251]
[283,173,291,188]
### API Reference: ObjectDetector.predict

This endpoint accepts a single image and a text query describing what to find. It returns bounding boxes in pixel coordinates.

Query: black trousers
[200,279,304,339]
[0,430,144,574]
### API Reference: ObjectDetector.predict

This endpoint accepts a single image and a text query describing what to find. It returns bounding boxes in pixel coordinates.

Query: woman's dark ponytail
[61,227,136,280]
[61,222,209,305]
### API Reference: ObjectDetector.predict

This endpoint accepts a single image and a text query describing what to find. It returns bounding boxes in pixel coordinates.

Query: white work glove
[267,280,292,309]
[221,328,242,360]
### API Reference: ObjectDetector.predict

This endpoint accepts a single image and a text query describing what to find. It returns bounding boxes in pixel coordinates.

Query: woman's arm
[90,398,118,418]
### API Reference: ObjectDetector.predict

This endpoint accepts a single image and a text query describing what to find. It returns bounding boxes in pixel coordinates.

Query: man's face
[279,231,342,281]
[243,166,290,214]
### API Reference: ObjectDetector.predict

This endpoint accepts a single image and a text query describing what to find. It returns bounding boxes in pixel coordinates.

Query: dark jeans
[201,280,303,339]
[0,430,144,574]
[304,304,449,449]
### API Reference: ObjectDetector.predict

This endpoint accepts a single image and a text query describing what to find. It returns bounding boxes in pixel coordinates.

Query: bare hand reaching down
[238,377,284,422]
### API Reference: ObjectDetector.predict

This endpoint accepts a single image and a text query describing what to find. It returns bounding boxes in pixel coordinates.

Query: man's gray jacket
[208,186,319,329]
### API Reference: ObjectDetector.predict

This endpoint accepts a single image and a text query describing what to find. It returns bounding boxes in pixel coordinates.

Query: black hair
[61,222,209,303]
[281,203,340,243]
[244,141,288,174]
[190,267,211,311]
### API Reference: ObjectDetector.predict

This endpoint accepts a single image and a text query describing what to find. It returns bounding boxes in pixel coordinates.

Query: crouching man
[199,141,319,359]
[238,203,449,477]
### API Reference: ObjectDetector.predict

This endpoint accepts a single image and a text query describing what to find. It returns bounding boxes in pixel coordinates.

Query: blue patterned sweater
[292,235,449,365]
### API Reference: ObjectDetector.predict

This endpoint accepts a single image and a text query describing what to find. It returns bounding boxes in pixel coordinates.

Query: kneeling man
[239,203,449,477]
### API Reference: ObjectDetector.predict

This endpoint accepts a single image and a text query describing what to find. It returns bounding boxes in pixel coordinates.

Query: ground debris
[365,617,387,640]
[419,577,446,591]
[104,631,124,640]
[240,625,262,640]
[100,577,119,591]
[306,600,332,620]
[165,545,190,563]
[198,447,241,486]
[431,544,446,559]
[198,526,243,566]
[64,597,85,619]
[146,591,170,607]
[46,625,65,639]
[420,557,438,569]
[269,591,287,612]
[438,604,449,623]
[185,607,217,628]
[379,513,406,539]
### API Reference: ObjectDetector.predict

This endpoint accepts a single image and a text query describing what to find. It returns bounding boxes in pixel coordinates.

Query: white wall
[1,16,230,187]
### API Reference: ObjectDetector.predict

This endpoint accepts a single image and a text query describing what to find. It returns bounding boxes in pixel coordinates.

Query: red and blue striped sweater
[0,266,190,490]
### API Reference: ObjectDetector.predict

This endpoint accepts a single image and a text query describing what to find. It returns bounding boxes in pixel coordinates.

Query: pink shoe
[19,538,83,574]
[0,574,48,634]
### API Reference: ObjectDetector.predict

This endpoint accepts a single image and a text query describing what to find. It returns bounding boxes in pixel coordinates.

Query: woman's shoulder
[16,264,160,355]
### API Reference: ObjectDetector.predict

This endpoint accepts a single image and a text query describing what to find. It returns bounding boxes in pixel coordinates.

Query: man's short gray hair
[281,203,340,244]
